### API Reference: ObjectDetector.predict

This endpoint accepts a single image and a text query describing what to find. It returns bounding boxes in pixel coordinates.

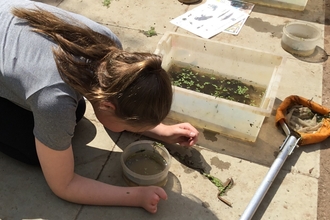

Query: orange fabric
[275,95,330,145]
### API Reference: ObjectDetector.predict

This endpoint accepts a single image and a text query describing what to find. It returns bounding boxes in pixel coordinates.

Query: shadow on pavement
[0,117,219,219]
[74,120,219,220]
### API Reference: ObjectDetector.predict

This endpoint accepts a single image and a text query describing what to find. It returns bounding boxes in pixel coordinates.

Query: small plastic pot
[281,21,321,57]
[121,140,171,187]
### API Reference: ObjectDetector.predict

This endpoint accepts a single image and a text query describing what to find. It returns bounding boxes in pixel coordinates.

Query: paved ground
[0,0,329,219]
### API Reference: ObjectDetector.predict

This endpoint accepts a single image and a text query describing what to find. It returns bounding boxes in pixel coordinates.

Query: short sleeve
[28,85,79,150]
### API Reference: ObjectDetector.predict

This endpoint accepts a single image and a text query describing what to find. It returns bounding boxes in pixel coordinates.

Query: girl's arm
[35,138,167,213]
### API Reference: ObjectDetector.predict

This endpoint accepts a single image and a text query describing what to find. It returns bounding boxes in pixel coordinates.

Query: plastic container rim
[283,21,321,42]
[120,140,172,181]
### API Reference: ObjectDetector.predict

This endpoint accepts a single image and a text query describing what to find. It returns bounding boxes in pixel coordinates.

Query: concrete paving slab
[193,147,318,220]
[58,0,184,36]
[277,58,323,102]
[75,123,318,220]
[0,154,81,219]
[101,25,165,53]
[249,169,318,220]
[75,132,221,220]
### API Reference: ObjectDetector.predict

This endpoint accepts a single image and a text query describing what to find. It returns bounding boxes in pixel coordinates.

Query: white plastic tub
[281,21,321,57]
[155,32,285,142]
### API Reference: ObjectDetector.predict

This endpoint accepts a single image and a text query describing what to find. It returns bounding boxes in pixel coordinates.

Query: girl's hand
[146,123,199,147]
[140,186,167,213]
[166,123,199,146]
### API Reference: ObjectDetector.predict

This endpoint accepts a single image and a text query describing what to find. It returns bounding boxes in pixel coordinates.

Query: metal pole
[240,121,301,220]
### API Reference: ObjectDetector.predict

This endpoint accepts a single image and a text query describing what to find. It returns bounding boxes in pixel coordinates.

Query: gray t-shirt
[0,0,122,150]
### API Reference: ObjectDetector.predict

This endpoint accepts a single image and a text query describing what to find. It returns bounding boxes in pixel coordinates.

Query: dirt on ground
[318,3,330,219]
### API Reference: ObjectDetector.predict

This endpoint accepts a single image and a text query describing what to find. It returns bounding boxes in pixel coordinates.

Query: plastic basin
[155,32,285,142]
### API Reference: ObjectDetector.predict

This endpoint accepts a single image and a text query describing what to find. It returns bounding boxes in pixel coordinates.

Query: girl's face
[92,101,154,133]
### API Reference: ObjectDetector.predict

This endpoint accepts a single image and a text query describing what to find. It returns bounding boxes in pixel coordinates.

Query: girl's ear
[99,101,116,111]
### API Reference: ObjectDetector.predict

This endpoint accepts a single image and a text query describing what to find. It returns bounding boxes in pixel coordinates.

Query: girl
[0,0,198,214]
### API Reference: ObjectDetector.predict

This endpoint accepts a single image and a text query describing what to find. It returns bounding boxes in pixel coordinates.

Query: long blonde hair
[12,7,173,127]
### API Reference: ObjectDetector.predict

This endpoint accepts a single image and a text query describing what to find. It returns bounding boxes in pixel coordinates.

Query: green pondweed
[168,62,266,107]
[140,27,157,37]
[102,0,111,8]
[202,173,233,196]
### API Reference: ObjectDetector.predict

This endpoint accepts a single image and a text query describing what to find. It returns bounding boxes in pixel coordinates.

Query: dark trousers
[0,97,86,166]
